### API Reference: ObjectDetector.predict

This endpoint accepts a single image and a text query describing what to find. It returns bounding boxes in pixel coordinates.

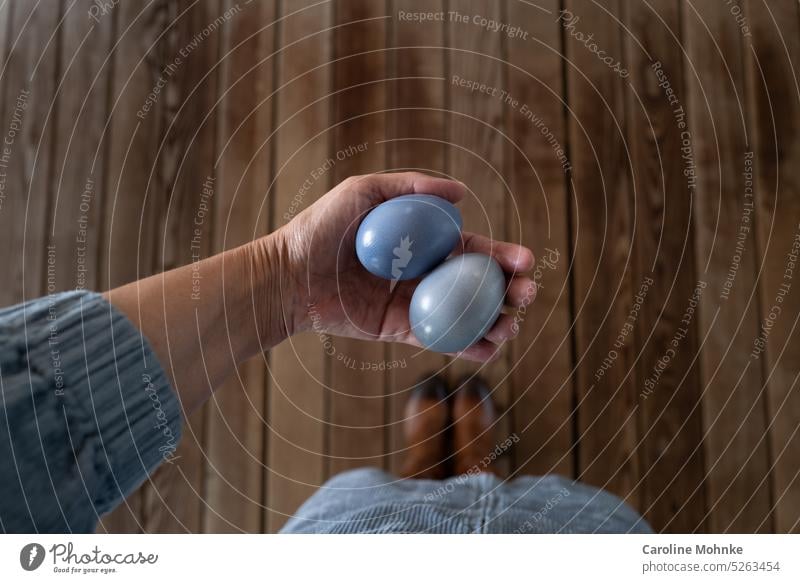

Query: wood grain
[139,0,224,533]
[684,0,773,533]
[0,1,10,94]
[98,0,171,534]
[624,0,708,532]
[48,0,113,296]
[563,0,640,505]
[505,0,574,479]
[744,0,800,533]
[0,1,60,307]
[266,0,330,532]
[0,0,8,301]
[204,0,275,533]
[327,0,389,476]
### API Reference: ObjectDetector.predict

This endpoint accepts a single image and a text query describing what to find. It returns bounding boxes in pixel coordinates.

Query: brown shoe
[452,375,499,476]
[400,374,450,479]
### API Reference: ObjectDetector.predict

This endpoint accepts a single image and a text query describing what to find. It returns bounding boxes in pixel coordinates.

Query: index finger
[351,172,467,204]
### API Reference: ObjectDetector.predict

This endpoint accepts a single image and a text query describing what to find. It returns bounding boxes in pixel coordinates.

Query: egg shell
[409,253,505,353]
[355,194,462,281]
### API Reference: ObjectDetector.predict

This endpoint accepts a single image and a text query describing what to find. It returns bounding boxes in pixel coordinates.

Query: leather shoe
[400,374,450,479]
[452,375,499,476]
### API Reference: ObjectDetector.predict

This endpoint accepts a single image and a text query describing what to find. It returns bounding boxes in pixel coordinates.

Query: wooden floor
[1,0,799,533]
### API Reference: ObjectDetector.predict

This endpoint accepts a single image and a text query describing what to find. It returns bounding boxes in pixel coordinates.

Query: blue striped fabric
[0,292,182,533]
[282,469,652,533]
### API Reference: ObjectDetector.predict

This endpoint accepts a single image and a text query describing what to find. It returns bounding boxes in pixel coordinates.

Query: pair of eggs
[355,194,505,352]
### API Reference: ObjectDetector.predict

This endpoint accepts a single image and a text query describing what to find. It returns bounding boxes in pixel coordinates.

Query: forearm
[104,229,292,414]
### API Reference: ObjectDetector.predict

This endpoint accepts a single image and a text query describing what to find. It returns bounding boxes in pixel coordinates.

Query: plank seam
[559,0,581,482]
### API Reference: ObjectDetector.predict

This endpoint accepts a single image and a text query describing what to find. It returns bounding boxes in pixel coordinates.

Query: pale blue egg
[355,194,462,281]
[409,253,505,352]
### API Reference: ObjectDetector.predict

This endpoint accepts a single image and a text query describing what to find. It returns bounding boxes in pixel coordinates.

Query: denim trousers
[281,468,652,534]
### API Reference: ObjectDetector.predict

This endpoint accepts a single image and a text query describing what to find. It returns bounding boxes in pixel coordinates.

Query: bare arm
[103,231,289,415]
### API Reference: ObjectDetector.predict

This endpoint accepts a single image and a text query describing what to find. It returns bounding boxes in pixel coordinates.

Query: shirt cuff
[0,290,182,531]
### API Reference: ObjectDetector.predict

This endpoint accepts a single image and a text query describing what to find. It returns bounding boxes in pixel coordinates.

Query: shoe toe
[412,373,449,402]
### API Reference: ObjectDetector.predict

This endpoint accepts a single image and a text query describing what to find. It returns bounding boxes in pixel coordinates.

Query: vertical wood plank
[204,0,275,533]
[0,1,10,83]
[100,1,167,295]
[0,0,8,240]
[563,0,640,504]
[0,1,61,307]
[99,0,172,534]
[48,0,113,297]
[139,0,224,533]
[328,0,389,476]
[446,0,511,474]
[624,0,708,532]
[505,0,574,478]
[266,0,331,532]
[386,0,447,476]
[684,0,773,533]
[0,0,8,294]
[744,0,800,533]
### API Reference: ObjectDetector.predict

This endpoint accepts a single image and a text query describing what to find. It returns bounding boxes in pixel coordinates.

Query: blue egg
[409,253,505,352]
[355,194,462,282]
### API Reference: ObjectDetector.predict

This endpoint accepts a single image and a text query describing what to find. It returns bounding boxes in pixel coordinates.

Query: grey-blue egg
[410,253,505,352]
[355,194,462,281]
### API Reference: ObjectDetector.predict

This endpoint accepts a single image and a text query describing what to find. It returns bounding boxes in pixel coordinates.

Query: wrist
[244,227,302,351]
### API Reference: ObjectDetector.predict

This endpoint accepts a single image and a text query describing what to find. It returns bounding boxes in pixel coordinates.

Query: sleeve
[0,291,183,533]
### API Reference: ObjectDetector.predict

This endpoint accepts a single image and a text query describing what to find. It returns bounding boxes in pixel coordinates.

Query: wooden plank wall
[206,0,275,532]
[1,0,799,534]
[684,0,771,533]
[267,0,331,532]
[626,0,707,533]
[745,0,800,533]
[0,1,8,87]
[327,0,388,477]
[139,0,224,534]
[0,2,60,307]
[97,0,170,533]
[564,0,640,510]
[505,0,573,479]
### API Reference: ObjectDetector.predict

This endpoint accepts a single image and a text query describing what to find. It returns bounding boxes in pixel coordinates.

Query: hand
[268,172,536,362]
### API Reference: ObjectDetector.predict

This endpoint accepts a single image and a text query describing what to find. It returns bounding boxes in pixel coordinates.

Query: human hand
[266,172,536,362]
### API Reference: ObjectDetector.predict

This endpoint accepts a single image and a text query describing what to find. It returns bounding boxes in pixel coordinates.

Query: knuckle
[341,175,359,188]
[342,174,377,191]
[358,174,382,194]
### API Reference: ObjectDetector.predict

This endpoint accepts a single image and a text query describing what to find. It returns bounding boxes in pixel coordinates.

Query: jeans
[281,468,652,533]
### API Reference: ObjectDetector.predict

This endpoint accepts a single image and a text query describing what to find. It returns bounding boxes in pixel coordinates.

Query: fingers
[454,339,502,362]
[344,172,467,204]
[418,314,518,363]
[457,231,534,274]
[484,313,518,344]
[506,275,537,308]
